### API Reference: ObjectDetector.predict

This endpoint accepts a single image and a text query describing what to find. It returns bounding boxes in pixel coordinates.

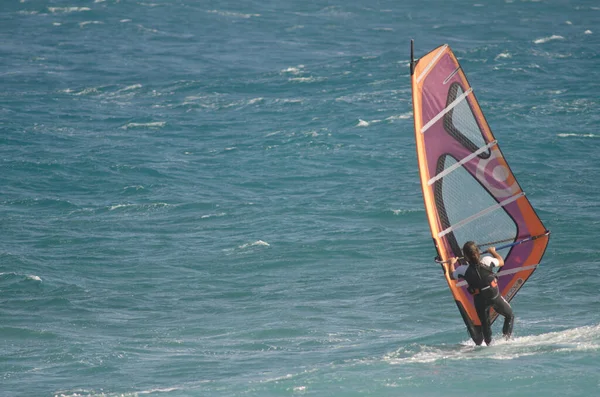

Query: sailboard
[409,41,550,344]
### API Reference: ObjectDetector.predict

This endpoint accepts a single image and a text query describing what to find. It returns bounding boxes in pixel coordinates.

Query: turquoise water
[1,1,599,396]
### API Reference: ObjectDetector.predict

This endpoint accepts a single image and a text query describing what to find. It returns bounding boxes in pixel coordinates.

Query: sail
[409,42,550,343]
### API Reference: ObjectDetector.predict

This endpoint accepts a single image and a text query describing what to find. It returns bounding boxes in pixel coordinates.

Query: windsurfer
[447,241,514,345]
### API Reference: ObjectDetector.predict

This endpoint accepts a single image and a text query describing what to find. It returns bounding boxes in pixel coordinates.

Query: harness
[464,261,498,299]
[468,279,497,295]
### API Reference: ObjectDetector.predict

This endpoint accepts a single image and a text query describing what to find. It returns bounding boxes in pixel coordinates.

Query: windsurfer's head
[462,241,480,265]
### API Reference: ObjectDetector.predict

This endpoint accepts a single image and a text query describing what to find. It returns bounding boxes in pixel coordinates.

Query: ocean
[1,1,599,396]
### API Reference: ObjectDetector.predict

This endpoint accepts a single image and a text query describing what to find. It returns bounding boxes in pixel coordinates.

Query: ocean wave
[391,209,423,216]
[386,113,412,121]
[274,98,304,105]
[79,21,103,28]
[356,118,386,127]
[238,240,270,249]
[288,76,322,83]
[48,7,91,13]
[557,133,598,138]
[4,197,78,210]
[118,84,143,92]
[281,65,305,75]
[495,52,512,60]
[62,87,100,96]
[120,121,166,129]
[0,272,42,285]
[108,202,171,211]
[206,9,261,18]
[385,324,600,364]
[201,212,226,219]
[0,326,56,340]
[534,35,565,44]
[53,386,183,397]
[123,185,145,192]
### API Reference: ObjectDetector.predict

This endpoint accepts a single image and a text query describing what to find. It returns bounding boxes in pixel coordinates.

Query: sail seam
[455,264,539,287]
[428,141,497,186]
[421,88,473,134]
[444,67,461,84]
[496,263,539,277]
[416,44,448,84]
[438,192,525,238]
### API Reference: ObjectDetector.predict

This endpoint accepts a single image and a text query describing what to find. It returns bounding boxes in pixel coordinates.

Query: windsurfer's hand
[487,247,497,255]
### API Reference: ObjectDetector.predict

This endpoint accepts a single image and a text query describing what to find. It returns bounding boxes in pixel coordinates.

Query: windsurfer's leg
[472,326,484,346]
[474,296,492,345]
[493,296,514,338]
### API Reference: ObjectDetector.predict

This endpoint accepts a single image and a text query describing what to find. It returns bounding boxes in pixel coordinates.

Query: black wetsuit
[462,261,514,345]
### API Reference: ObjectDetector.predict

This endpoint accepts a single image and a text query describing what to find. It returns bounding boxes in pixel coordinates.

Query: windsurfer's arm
[447,257,459,279]
[487,247,504,268]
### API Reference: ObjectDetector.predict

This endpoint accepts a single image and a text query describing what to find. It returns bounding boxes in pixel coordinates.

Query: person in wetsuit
[448,241,514,346]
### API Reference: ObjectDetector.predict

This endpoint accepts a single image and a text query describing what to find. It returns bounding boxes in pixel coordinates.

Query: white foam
[109,204,135,211]
[121,121,166,129]
[357,119,369,127]
[109,202,170,211]
[238,240,270,249]
[584,30,592,34]
[79,21,103,28]
[138,387,180,394]
[54,387,180,397]
[137,24,160,34]
[288,76,323,83]
[534,35,565,44]
[120,84,142,92]
[67,87,98,96]
[201,212,226,219]
[48,7,90,13]
[123,185,144,191]
[206,10,260,18]
[276,98,303,104]
[386,113,412,121]
[385,324,600,364]
[281,66,305,74]
[248,97,263,105]
[557,133,597,138]
[391,209,420,215]
[27,275,42,281]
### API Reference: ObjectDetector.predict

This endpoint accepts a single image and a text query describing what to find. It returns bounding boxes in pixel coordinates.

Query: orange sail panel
[410,42,550,343]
